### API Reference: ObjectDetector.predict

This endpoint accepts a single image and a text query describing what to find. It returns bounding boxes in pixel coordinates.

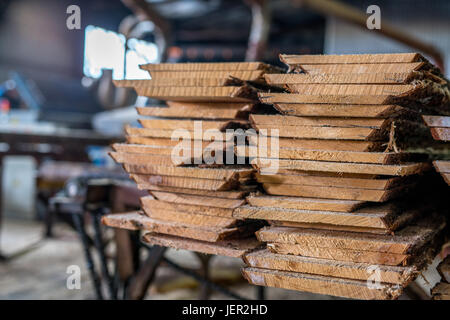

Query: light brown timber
[142,206,238,228]
[265,73,416,85]
[102,211,248,242]
[273,103,410,118]
[141,197,237,218]
[261,183,411,201]
[234,205,392,229]
[143,233,260,258]
[279,53,422,65]
[252,158,429,176]
[242,267,402,300]
[244,249,417,284]
[246,195,364,212]
[130,174,238,191]
[150,191,246,208]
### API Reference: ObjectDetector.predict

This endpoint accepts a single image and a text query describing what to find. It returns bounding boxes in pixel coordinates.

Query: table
[49,177,264,300]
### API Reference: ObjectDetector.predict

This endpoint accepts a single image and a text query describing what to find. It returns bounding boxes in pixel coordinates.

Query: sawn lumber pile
[103,62,282,257]
[422,115,450,185]
[237,53,449,299]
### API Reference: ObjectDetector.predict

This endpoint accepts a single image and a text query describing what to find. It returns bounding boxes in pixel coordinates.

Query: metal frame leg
[45,202,56,238]
[125,245,166,300]
[196,253,212,299]
[256,286,265,300]
[72,213,104,300]
[91,210,117,299]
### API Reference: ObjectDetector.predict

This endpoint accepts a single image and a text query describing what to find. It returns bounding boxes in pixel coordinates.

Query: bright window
[83,25,158,80]
[125,38,158,79]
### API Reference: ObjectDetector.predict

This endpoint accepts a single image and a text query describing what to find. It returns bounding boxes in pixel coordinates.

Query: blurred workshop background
[0,0,449,300]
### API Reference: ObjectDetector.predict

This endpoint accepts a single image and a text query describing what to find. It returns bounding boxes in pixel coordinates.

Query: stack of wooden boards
[422,115,450,185]
[103,62,283,258]
[423,114,450,301]
[236,53,448,299]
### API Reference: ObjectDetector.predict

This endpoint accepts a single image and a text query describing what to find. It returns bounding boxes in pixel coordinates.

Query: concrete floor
[0,218,340,300]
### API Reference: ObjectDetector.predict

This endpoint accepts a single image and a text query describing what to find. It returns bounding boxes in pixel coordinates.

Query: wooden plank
[141,182,256,194]
[259,93,393,105]
[141,197,236,218]
[263,218,445,265]
[122,141,233,153]
[123,163,252,180]
[150,191,245,208]
[255,226,426,254]
[140,61,271,71]
[433,160,450,173]
[130,174,238,191]
[135,86,254,102]
[127,127,189,139]
[138,119,247,131]
[143,233,260,258]
[125,126,232,141]
[267,243,408,265]
[273,103,410,118]
[265,73,415,85]
[250,114,386,128]
[142,70,265,84]
[279,53,422,65]
[286,84,416,96]
[244,249,417,284]
[253,158,429,176]
[114,78,233,87]
[138,119,227,131]
[170,100,254,115]
[114,144,231,158]
[126,137,233,148]
[143,70,265,81]
[285,62,424,74]
[126,136,182,147]
[422,115,450,128]
[248,135,379,152]
[246,195,364,212]
[110,151,185,166]
[251,124,383,140]
[146,185,248,199]
[242,267,402,300]
[255,172,410,189]
[261,205,422,234]
[236,203,423,232]
[240,146,411,164]
[261,183,410,201]
[102,211,249,242]
[430,127,450,141]
[136,102,253,120]
[275,170,379,179]
[101,212,143,231]
[142,206,239,228]
[234,205,391,229]
[114,144,177,156]
[269,221,389,235]
[109,145,246,172]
